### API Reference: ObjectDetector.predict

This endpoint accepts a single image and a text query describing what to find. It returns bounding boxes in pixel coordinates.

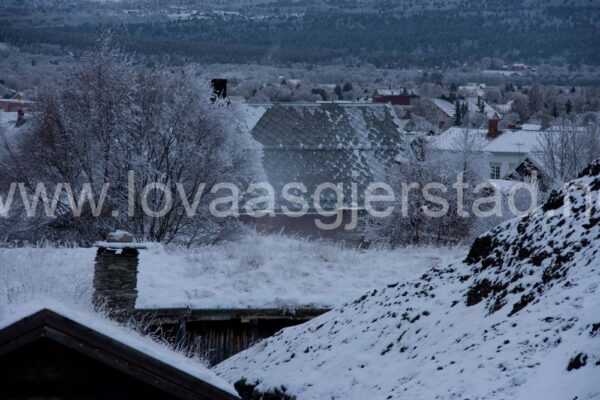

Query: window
[490,163,501,179]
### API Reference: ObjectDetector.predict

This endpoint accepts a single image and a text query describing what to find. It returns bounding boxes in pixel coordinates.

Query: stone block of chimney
[93,233,147,321]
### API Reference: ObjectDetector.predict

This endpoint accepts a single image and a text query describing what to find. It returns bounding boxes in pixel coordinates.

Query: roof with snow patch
[244,102,407,208]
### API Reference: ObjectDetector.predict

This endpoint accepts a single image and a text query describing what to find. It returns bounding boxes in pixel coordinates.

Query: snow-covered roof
[0,302,237,397]
[458,83,486,97]
[433,97,501,120]
[484,129,543,153]
[238,104,268,133]
[0,236,464,312]
[521,123,542,131]
[135,237,464,310]
[215,161,600,400]
[242,102,408,207]
[432,127,488,150]
[464,97,501,119]
[0,99,35,104]
[432,98,456,118]
[433,126,547,155]
[374,87,419,97]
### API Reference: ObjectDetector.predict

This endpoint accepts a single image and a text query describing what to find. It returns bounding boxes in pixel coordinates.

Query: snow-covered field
[0,110,18,135]
[215,162,600,399]
[0,235,463,313]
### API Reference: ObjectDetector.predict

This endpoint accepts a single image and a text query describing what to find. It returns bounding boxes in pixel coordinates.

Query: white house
[458,83,486,98]
[432,123,550,181]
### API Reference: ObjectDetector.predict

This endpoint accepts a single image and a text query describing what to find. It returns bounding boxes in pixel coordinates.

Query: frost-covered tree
[535,115,600,186]
[0,36,262,245]
[511,93,530,122]
[365,130,488,246]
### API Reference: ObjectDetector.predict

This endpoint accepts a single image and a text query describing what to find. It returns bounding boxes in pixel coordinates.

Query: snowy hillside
[215,162,600,399]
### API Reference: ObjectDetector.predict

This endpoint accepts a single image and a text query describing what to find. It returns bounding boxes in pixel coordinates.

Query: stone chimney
[92,231,146,321]
[211,78,227,101]
[488,117,500,139]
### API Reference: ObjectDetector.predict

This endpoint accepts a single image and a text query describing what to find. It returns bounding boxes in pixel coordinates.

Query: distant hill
[1,0,599,66]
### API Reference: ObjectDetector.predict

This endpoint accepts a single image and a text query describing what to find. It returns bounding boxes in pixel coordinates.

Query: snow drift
[215,161,600,400]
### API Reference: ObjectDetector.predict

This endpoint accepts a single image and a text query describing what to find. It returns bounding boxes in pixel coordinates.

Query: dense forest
[1,3,599,67]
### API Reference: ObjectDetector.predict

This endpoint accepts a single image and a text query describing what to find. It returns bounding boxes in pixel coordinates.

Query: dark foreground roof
[0,308,239,400]
[248,102,407,208]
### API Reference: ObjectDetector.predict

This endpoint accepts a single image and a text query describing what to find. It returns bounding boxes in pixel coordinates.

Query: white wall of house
[488,152,526,179]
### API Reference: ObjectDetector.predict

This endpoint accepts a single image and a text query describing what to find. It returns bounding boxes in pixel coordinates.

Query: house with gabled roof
[431,97,501,130]
[241,102,408,240]
[432,122,558,189]
[372,87,419,106]
[0,304,239,400]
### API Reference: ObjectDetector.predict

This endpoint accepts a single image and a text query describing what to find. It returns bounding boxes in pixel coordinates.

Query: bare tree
[365,130,488,246]
[534,115,600,186]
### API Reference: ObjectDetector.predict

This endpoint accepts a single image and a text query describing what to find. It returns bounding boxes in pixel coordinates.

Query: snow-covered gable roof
[432,98,456,118]
[464,97,501,119]
[135,238,462,310]
[0,99,35,104]
[0,302,238,398]
[458,83,486,97]
[374,87,419,97]
[433,126,547,155]
[485,129,543,153]
[246,102,408,207]
[493,100,513,114]
[521,123,542,131]
[433,98,501,120]
[432,127,488,151]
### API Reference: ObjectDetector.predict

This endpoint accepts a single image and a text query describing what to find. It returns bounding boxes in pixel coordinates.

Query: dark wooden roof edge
[0,309,240,400]
[133,307,331,323]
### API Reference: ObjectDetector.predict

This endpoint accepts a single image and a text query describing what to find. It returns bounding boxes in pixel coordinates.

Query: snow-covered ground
[0,110,27,144]
[215,162,600,399]
[0,235,463,313]
[0,110,18,135]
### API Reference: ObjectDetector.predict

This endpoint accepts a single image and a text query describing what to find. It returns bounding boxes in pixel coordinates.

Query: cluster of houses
[231,80,554,239]
[0,81,556,227]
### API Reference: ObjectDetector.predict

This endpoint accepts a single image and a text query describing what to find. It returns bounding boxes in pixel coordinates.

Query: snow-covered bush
[0,35,262,245]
